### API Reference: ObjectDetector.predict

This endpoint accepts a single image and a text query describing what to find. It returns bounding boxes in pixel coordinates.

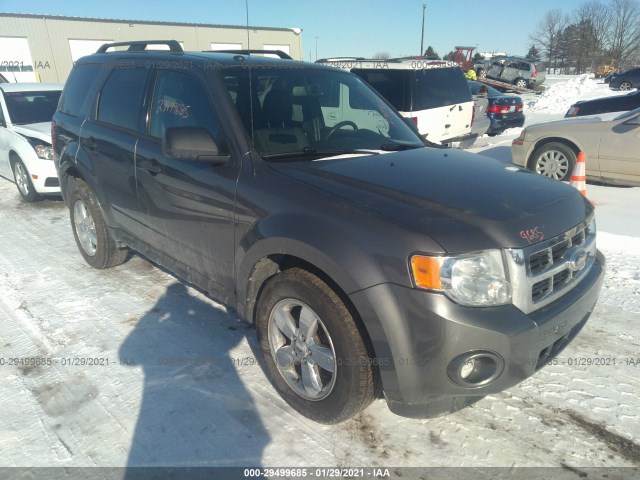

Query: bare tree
[608,0,640,67]
[530,9,569,73]
[372,51,391,60]
[571,1,612,72]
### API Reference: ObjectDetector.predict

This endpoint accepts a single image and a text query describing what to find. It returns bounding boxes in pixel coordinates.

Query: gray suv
[475,55,546,89]
[53,41,603,424]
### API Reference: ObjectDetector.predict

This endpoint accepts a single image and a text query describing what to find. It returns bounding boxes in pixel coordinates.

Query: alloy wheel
[268,299,337,401]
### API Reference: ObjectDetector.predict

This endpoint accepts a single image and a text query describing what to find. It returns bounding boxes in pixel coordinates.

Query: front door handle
[138,158,162,174]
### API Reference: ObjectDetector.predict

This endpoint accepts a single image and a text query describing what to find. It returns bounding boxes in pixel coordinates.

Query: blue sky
[0,0,591,60]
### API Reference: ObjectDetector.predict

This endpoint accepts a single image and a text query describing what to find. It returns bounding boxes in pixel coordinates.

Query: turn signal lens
[410,255,443,290]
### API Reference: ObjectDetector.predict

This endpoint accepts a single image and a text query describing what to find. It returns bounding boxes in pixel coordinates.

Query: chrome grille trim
[505,216,596,314]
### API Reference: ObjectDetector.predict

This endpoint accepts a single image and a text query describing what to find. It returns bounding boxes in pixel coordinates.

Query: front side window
[3,90,61,125]
[222,65,423,159]
[149,69,221,144]
[97,67,148,132]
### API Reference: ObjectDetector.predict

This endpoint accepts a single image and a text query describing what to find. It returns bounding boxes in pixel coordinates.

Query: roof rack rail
[316,57,366,62]
[212,49,293,60]
[96,40,183,53]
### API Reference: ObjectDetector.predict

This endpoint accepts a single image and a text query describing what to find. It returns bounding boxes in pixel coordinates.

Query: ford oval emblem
[566,247,589,272]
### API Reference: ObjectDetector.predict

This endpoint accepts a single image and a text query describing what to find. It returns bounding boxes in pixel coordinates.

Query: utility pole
[315,36,319,61]
[420,4,426,56]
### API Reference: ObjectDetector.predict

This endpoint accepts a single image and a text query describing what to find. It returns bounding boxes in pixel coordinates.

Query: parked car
[512,107,640,186]
[468,81,525,135]
[566,90,640,117]
[469,93,490,140]
[54,41,604,424]
[608,67,640,91]
[474,55,546,89]
[0,82,63,201]
[317,57,476,145]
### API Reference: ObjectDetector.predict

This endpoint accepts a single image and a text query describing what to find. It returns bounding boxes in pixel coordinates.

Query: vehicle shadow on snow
[119,282,269,475]
[474,146,514,165]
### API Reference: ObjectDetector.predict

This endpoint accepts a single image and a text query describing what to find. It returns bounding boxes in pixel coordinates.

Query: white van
[317,58,476,145]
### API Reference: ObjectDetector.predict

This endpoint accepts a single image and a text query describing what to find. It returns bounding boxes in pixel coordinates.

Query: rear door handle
[138,158,162,174]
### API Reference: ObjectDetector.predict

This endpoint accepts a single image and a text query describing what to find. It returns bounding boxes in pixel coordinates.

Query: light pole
[420,4,426,56]
[315,36,319,61]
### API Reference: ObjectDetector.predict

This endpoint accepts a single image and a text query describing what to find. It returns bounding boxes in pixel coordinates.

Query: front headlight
[34,145,53,160]
[410,250,512,307]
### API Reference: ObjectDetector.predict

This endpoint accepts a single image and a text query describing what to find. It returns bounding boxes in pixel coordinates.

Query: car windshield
[3,90,61,125]
[221,65,424,160]
[469,82,502,96]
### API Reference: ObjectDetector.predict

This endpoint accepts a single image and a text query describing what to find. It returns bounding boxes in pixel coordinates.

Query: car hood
[271,148,592,252]
[12,122,52,143]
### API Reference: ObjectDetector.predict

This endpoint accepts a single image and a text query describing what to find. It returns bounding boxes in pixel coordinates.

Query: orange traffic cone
[570,152,587,197]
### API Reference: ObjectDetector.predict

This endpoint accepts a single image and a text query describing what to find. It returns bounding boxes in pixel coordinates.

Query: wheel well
[528,138,580,169]
[9,151,20,167]
[247,254,382,396]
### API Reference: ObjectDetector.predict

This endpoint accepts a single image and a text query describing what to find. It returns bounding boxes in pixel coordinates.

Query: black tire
[12,156,40,202]
[619,81,633,91]
[529,142,577,182]
[477,68,487,79]
[69,180,128,269]
[514,77,528,89]
[256,268,376,424]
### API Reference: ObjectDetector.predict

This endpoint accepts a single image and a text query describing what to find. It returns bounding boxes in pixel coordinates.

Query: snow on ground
[0,75,639,477]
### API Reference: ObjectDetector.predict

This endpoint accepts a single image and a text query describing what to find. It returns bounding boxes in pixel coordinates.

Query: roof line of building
[0,12,300,33]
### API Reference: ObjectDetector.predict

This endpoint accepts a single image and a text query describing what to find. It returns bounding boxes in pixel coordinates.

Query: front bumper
[27,158,60,194]
[349,250,605,418]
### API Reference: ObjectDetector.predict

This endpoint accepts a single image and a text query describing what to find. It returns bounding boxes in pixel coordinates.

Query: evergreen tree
[423,46,440,59]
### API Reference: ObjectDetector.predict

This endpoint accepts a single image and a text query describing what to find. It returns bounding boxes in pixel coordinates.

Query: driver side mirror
[163,127,231,165]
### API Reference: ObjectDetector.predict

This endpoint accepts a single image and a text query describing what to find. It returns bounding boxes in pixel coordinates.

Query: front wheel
[69,181,128,269]
[256,268,376,424]
[477,68,487,79]
[529,142,576,181]
[12,157,40,202]
[619,81,633,91]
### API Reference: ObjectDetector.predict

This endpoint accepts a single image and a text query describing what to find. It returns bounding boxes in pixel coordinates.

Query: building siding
[0,13,303,82]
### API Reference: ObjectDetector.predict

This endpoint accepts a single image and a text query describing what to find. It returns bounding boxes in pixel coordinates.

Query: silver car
[475,56,546,89]
[511,108,640,186]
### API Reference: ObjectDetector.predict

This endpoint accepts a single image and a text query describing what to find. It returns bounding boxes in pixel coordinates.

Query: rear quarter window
[351,69,409,111]
[59,63,103,117]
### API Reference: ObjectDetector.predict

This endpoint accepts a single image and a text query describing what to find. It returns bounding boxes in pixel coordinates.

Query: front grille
[505,217,597,314]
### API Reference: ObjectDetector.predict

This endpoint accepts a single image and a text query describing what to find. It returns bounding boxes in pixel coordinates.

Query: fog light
[447,351,504,387]
[460,359,475,379]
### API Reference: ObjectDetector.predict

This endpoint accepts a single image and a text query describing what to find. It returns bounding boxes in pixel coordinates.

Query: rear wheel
[256,268,376,424]
[529,142,576,181]
[12,157,40,202]
[514,77,528,89]
[69,181,128,269]
[619,81,633,91]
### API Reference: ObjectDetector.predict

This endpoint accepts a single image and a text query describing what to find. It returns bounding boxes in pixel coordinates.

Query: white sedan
[0,83,63,201]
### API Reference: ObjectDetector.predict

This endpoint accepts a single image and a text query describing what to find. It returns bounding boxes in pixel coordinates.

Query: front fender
[235,211,403,320]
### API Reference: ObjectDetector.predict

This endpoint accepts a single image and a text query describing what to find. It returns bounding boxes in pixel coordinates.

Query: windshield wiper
[379,143,423,151]
[262,146,381,161]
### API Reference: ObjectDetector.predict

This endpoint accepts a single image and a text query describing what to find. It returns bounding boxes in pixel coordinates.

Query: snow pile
[527,74,599,114]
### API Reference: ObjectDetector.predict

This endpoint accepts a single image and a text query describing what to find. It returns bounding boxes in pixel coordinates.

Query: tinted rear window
[413,68,472,110]
[354,67,471,112]
[59,63,103,116]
